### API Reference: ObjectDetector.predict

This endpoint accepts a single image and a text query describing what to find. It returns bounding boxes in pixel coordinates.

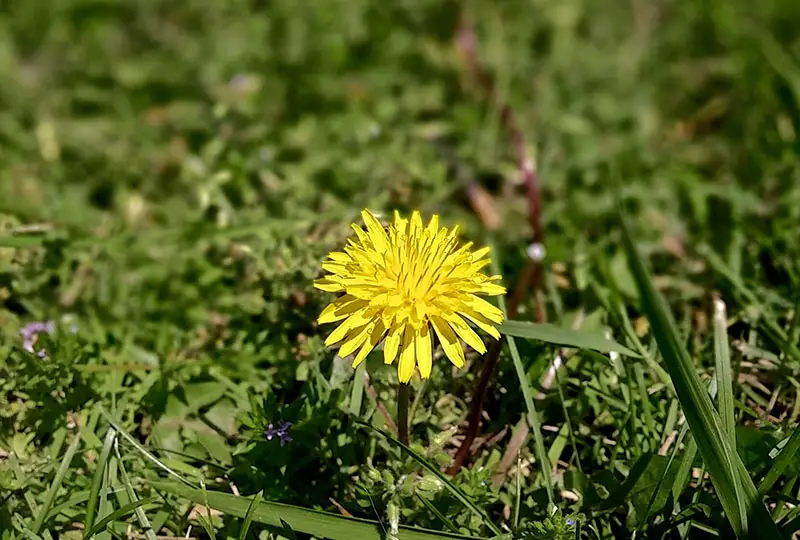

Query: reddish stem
[447,14,546,474]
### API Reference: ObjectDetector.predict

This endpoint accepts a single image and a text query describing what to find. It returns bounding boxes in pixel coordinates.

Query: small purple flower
[20,321,55,356]
[566,518,576,527]
[264,420,293,446]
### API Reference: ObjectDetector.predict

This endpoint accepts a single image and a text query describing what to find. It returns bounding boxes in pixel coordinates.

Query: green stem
[398,383,411,446]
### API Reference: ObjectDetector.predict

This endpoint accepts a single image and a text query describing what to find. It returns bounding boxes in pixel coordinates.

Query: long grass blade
[758,428,800,495]
[621,216,779,538]
[114,439,158,540]
[84,498,156,539]
[499,320,638,357]
[507,336,554,505]
[491,253,554,505]
[84,427,117,536]
[713,297,736,446]
[349,363,366,416]
[98,406,194,488]
[31,432,82,533]
[45,488,127,522]
[150,480,480,540]
[238,490,264,540]
[700,245,800,365]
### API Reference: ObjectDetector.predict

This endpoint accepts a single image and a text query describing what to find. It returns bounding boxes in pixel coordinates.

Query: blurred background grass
[1,0,799,538]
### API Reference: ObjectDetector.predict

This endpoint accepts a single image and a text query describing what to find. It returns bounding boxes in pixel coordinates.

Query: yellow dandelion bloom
[314,209,506,383]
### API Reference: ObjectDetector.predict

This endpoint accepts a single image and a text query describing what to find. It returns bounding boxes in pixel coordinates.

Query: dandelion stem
[398,383,411,445]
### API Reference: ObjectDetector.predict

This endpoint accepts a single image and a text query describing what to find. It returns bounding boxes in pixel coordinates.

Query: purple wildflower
[277,421,292,446]
[566,518,576,527]
[264,420,293,446]
[20,321,55,356]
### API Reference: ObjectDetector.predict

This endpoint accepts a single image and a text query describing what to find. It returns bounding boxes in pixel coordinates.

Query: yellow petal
[463,295,504,324]
[321,261,348,274]
[443,312,486,354]
[416,324,432,378]
[393,210,407,236]
[361,209,389,253]
[327,251,351,263]
[318,296,367,324]
[338,323,373,357]
[461,311,501,340]
[325,318,355,346]
[384,321,403,364]
[476,281,506,296]
[397,325,416,383]
[471,246,490,260]
[314,278,344,292]
[352,340,373,367]
[410,210,423,235]
[350,223,369,244]
[426,214,439,236]
[430,315,465,368]
[352,320,386,367]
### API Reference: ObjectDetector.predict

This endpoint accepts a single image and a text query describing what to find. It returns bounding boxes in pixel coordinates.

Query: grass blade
[0,235,48,248]
[621,216,779,538]
[349,363,366,416]
[758,428,800,495]
[415,493,459,533]
[672,380,717,503]
[31,431,82,534]
[507,336,554,505]
[84,427,117,536]
[98,406,194,488]
[358,422,502,535]
[84,497,156,539]
[114,439,158,540]
[712,297,736,445]
[700,245,800,365]
[499,320,639,357]
[45,488,126,522]
[238,490,264,540]
[150,480,480,540]
[197,480,218,540]
[492,252,554,505]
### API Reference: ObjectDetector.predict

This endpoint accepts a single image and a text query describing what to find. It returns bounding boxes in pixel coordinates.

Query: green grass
[1,0,800,538]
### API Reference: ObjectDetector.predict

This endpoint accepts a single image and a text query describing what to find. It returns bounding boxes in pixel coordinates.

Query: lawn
[1,0,799,538]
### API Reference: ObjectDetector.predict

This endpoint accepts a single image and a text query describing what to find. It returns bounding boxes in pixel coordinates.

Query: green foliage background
[1,0,799,538]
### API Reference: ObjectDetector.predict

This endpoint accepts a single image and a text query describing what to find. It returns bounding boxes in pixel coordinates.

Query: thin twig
[448,13,546,473]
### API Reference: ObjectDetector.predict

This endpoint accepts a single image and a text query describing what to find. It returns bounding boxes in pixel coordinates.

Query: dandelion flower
[315,209,505,383]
